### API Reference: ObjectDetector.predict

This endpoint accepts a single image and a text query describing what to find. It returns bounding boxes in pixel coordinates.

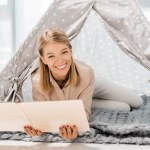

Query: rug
[1,95,150,145]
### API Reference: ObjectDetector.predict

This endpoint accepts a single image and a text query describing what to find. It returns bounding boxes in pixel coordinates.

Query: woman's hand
[59,124,78,140]
[24,125,43,136]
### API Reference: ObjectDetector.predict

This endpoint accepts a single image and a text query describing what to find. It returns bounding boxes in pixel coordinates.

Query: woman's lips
[55,63,67,70]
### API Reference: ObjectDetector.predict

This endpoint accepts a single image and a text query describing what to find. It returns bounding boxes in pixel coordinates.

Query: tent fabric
[94,0,150,69]
[0,0,150,102]
[71,10,150,94]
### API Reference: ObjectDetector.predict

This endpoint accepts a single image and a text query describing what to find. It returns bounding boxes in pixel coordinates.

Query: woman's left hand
[59,124,78,140]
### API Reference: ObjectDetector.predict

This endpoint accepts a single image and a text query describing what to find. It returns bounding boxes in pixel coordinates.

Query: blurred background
[0,0,150,94]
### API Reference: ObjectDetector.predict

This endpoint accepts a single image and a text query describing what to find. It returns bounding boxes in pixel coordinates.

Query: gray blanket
[1,95,150,145]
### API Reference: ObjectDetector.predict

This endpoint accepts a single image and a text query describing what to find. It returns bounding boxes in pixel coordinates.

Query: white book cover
[0,100,90,132]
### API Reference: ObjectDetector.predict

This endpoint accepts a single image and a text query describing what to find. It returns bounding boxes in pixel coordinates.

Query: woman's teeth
[56,64,66,69]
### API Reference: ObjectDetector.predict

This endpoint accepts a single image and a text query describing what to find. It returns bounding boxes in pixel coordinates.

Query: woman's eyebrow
[46,48,68,55]
[61,48,68,52]
[46,52,53,55]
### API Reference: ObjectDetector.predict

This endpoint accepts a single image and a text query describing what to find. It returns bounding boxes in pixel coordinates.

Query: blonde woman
[23,28,143,140]
[24,28,94,140]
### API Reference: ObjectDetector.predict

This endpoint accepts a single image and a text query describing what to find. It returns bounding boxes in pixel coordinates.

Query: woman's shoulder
[74,59,94,81]
[74,59,93,71]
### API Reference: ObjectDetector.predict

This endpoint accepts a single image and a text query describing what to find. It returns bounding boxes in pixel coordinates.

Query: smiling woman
[40,43,72,88]
[38,29,80,92]
[0,0,146,143]
[24,28,95,140]
[22,26,144,141]
[39,30,73,87]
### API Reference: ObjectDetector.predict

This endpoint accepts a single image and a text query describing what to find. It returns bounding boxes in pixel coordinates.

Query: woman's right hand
[24,125,43,136]
[59,124,78,140]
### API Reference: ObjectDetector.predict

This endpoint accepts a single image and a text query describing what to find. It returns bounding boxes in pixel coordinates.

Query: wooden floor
[0,140,150,150]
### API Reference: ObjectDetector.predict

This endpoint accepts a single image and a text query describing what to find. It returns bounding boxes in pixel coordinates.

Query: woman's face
[41,42,72,81]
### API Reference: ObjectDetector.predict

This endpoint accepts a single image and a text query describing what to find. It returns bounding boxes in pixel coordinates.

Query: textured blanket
[1,95,150,145]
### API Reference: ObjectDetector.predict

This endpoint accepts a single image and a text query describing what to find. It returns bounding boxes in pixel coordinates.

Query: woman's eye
[62,51,68,54]
[48,56,54,59]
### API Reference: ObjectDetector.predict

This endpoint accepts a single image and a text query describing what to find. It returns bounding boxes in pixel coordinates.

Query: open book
[0,100,90,132]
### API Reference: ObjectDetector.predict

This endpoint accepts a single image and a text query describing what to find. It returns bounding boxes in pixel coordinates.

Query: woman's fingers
[66,125,72,137]
[36,129,43,136]
[59,125,68,139]
[30,127,37,136]
[67,125,78,139]
[59,125,78,140]
[24,125,32,135]
[23,125,43,136]
[72,125,78,139]
[24,126,29,135]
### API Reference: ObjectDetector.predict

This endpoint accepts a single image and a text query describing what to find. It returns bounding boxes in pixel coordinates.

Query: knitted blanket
[1,95,150,145]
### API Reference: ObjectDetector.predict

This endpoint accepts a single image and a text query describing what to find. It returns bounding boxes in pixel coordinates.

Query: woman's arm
[78,69,95,120]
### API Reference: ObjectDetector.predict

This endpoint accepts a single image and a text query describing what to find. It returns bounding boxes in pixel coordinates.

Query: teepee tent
[0,0,150,102]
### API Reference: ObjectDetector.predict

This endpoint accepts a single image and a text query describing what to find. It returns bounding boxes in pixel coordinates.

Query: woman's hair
[38,28,80,95]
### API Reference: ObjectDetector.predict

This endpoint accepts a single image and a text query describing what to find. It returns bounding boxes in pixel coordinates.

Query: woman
[24,28,94,140]
[23,28,143,140]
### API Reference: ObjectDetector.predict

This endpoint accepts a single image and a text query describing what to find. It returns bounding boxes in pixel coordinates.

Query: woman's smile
[55,63,67,70]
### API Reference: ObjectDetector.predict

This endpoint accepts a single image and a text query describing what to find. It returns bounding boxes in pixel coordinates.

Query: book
[0,100,90,132]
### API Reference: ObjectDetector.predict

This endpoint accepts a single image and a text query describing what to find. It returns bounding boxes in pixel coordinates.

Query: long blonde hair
[38,28,80,95]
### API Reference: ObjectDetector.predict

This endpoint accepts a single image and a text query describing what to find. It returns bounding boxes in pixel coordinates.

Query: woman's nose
[54,55,64,63]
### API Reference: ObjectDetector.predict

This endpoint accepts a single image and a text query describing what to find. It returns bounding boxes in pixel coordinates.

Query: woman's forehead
[43,42,69,54]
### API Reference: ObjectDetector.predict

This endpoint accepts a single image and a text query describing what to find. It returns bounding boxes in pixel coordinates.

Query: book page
[0,103,28,131]
[18,100,90,132]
